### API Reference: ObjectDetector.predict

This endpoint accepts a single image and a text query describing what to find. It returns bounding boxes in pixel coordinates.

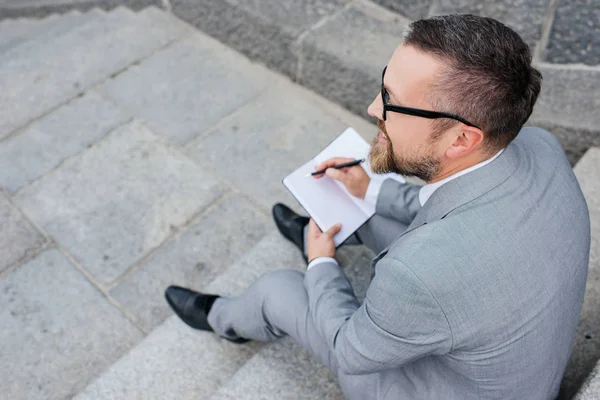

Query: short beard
[368,119,441,182]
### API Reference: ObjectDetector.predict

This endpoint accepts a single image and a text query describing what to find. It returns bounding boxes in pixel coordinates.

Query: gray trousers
[207,214,408,399]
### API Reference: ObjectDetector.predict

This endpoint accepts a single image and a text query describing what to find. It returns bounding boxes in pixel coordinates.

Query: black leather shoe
[165,286,249,344]
[272,203,309,262]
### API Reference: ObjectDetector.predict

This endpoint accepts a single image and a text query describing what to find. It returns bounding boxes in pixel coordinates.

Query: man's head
[368,14,542,182]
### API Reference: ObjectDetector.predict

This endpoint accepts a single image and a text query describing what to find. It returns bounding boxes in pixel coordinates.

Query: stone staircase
[0,5,598,400]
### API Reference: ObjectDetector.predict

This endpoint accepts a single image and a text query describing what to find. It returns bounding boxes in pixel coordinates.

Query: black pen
[306,158,365,177]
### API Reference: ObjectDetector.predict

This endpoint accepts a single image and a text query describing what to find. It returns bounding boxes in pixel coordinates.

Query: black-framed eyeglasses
[381,66,480,129]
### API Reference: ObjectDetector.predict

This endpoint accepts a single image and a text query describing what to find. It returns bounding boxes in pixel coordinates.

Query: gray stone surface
[97,33,270,145]
[0,0,160,19]
[171,0,346,77]
[76,231,337,399]
[299,1,409,118]
[0,249,143,400]
[575,360,600,400]
[0,194,45,274]
[14,121,225,285]
[562,148,600,399]
[528,65,600,164]
[0,91,129,194]
[0,11,61,49]
[429,0,551,53]
[184,81,359,211]
[0,5,188,140]
[211,337,344,400]
[110,193,271,332]
[545,0,600,65]
[372,0,431,20]
[74,315,264,400]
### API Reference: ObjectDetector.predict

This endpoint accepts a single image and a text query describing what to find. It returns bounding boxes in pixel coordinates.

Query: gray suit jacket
[304,127,590,399]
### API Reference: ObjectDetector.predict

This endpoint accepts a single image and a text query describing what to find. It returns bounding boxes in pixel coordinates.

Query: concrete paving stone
[428,0,550,54]
[544,0,600,65]
[0,0,160,19]
[171,0,346,77]
[0,12,58,49]
[0,9,97,54]
[299,1,409,118]
[185,80,376,212]
[97,33,271,145]
[528,65,600,164]
[0,248,144,400]
[75,232,317,399]
[14,121,225,285]
[0,91,129,194]
[561,148,600,399]
[210,336,344,400]
[575,360,600,400]
[74,315,264,400]
[0,11,76,51]
[371,0,432,20]
[110,193,272,332]
[0,194,45,274]
[0,6,189,140]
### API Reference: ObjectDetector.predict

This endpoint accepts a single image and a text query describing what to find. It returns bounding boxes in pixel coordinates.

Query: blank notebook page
[283,127,405,246]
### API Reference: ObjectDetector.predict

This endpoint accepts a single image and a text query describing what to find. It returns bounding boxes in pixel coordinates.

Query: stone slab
[0,91,129,194]
[0,249,143,400]
[371,0,431,20]
[528,65,600,164]
[75,232,304,399]
[0,6,188,140]
[429,0,550,54]
[74,314,264,400]
[575,360,600,400]
[171,0,346,77]
[0,194,45,274]
[97,33,270,145]
[561,148,600,398]
[110,193,272,332]
[544,0,600,65]
[0,0,160,19]
[0,12,61,49]
[210,337,344,400]
[14,121,225,285]
[299,1,409,118]
[184,83,353,212]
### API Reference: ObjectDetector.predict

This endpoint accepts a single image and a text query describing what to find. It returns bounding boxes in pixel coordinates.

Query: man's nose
[367,94,383,119]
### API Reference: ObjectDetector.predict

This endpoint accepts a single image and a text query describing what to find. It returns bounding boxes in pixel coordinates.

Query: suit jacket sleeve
[304,256,452,375]
[376,179,423,226]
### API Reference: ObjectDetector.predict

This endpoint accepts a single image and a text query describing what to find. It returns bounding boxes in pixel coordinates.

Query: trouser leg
[207,269,339,371]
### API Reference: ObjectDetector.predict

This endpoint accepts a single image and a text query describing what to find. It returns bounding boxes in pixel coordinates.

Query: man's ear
[445,125,484,159]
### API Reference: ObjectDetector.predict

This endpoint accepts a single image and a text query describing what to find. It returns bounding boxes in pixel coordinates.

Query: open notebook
[283,127,405,246]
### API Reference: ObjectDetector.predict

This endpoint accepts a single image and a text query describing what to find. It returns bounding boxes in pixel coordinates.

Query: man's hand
[313,157,371,199]
[307,219,342,263]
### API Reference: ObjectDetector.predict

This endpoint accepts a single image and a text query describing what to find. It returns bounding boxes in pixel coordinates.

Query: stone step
[0,5,190,140]
[210,248,373,400]
[0,10,86,52]
[171,0,599,165]
[567,147,600,399]
[75,232,364,399]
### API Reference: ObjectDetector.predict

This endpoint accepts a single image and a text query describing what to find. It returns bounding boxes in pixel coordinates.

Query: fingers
[314,157,355,173]
[324,223,342,238]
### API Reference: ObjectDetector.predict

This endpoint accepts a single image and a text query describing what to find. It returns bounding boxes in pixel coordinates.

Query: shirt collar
[419,149,505,207]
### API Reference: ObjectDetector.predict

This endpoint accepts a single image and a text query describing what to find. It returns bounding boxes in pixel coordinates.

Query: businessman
[164,14,590,399]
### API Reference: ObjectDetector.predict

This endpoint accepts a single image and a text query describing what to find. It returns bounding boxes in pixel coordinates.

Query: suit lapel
[371,140,522,270]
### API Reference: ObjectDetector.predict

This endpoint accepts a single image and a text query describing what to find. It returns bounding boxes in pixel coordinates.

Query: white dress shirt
[307,149,504,270]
